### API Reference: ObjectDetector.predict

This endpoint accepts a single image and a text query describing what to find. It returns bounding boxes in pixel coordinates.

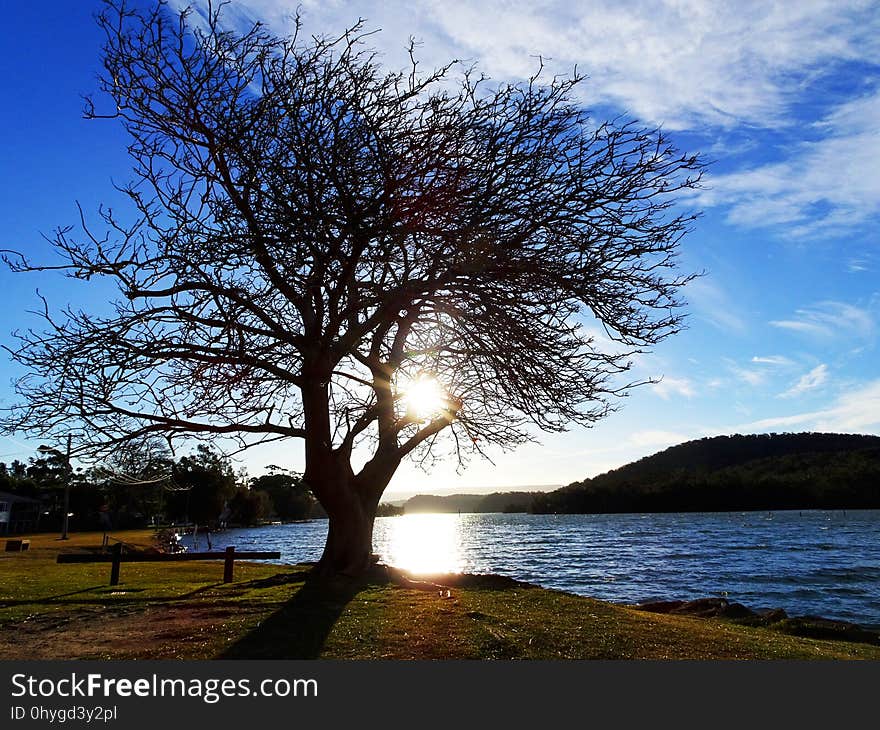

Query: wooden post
[223,546,235,583]
[110,542,122,586]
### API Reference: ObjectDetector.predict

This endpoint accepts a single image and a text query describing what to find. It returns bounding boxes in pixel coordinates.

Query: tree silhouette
[2,1,703,575]
[250,468,316,521]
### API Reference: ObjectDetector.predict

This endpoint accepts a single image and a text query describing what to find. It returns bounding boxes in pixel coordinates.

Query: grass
[2,529,879,660]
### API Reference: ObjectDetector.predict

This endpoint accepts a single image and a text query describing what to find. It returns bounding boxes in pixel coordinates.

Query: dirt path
[0,602,266,659]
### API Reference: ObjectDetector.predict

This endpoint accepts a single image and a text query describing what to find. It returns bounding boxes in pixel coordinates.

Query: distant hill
[531,432,880,514]
[403,491,536,514]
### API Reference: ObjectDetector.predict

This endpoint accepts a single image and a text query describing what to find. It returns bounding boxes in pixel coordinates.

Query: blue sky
[1,1,878,497]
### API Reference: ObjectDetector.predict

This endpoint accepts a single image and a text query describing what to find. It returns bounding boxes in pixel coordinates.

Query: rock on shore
[634,597,880,645]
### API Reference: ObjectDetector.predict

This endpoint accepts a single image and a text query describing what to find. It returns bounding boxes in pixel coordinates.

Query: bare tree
[2,1,702,575]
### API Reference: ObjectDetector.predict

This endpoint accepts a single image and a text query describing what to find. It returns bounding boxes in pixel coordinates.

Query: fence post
[223,546,235,583]
[109,542,122,586]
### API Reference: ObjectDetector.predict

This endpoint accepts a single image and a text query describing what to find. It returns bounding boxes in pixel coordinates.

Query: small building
[0,491,42,535]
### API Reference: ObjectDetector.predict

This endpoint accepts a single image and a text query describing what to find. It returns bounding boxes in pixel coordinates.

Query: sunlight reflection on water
[381,513,466,574]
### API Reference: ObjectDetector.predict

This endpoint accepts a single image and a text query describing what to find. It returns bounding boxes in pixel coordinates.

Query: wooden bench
[57,544,281,585]
[5,539,30,552]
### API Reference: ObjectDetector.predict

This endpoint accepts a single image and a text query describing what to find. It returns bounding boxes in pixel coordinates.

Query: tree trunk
[314,480,381,577]
[300,359,396,578]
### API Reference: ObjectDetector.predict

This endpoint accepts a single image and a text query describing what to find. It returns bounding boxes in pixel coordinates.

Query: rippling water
[179,510,880,629]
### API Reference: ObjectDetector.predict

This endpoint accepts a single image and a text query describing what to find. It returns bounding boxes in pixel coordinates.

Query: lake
[179,509,880,629]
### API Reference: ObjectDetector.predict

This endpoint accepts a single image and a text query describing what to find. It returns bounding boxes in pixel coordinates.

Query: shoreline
[311,561,880,646]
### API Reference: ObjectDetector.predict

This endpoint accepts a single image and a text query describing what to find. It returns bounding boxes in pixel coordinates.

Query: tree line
[0,441,319,532]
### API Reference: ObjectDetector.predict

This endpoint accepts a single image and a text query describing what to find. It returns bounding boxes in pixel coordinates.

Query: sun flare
[402,375,448,421]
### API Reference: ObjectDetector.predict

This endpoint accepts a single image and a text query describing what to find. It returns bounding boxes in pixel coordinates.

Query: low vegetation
[1,530,878,660]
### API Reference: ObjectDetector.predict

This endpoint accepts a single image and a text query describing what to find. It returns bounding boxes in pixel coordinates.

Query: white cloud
[740,378,880,433]
[171,0,880,240]
[725,358,766,387]
[172,0,880,130]
[751,355,794,366]
[771,320,831,338]
[779,364,829,399]
[703,91,880,235]
[651,376,695,400]
[769,301,875,340]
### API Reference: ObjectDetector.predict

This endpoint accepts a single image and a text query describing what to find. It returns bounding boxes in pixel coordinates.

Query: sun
[402,375,449,421]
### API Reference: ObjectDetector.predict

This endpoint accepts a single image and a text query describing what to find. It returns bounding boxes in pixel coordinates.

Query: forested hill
[403,492,536,514]
[531,433,880,514]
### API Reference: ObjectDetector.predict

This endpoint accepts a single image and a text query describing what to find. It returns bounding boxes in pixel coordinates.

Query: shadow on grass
[231,568,313,591]
[41,586,109,601]
[0,582,226,609]
[220,575,364,659]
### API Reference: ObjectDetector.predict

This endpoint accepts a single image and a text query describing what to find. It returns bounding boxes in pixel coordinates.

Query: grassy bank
[1,530,878,660]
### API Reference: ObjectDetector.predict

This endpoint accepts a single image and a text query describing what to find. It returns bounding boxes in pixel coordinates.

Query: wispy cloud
[174,0,880,131]
[733,369,765,387]
[751,355,795,366]
[779,364,829,398]
[651,376,696,400]
[725,358,766,387]
[769,301,874,340]
[703,91,880,236]
[173,1,880,243]
[685,278,747,335]
[847,254,874,273]
[740,378,880,433]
